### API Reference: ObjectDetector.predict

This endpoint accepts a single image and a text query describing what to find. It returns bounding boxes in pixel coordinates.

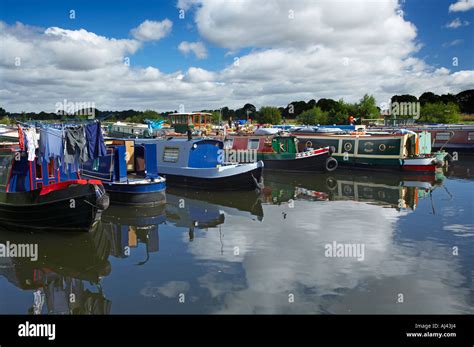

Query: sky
[0,0,473,113]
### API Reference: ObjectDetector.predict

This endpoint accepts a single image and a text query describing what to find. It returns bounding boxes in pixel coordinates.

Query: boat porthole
[379,144,386,151]
[326,177,337,190]
[344,142,352,151]
[305,140,313,149]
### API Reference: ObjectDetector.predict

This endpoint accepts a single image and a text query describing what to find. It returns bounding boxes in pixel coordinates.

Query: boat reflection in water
[262,171,446,211]
[101,204,166,264]
[0,224,112,314]
[0,165,471,314]
[165,188,264,241]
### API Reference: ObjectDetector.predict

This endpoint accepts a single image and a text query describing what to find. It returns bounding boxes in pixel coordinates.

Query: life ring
[325,157,338,172]
[305,140,313,149]
[344,142,352,152]
[379,143,386,151]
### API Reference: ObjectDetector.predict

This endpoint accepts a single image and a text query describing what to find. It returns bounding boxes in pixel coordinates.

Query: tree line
[1,89,472,126]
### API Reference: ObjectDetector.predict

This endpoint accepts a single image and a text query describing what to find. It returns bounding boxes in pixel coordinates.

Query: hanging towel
[85,122,106,160]
[26,127,39,162]
[17,125,25,151]
[64,125,89,165]
[39,127,63,164]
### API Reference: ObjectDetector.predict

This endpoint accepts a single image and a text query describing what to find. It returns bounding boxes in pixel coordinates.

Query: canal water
[0,159,473,314]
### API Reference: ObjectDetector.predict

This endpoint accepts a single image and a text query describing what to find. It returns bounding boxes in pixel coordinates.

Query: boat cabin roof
[138,138,223,168]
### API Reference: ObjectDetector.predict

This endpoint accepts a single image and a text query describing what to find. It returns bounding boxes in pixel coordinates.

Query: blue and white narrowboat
[137,138,264,190]
[82,139,166,206]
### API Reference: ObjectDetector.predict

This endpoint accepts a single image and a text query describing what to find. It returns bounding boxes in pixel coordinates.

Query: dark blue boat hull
[160,166,263,191]
[102,181,166,206]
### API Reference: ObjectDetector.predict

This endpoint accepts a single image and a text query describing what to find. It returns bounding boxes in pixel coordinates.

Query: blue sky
[0,0,473,112]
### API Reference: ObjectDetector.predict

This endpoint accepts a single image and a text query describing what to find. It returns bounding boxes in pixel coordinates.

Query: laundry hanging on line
[17,121,107,174]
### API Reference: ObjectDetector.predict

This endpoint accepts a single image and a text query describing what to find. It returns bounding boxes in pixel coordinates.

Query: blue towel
[39,127,63,163]
[85,123,107,160]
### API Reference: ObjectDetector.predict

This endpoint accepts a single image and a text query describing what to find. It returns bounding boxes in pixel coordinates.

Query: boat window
[468,132,474,141]
[163,147,180,163]
[436,132,452,141]
[248,139,260,150]
[224,138,234,149]
[0,153,13,190]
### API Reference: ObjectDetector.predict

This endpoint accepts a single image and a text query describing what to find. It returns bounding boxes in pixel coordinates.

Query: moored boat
[370,124,474,153]
[137,138,264,190]
[0,143,109,232]
[81,139,166,206]
[226,134,338,172]
[290,128,444,172]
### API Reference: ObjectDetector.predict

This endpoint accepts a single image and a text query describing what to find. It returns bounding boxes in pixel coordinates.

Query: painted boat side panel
[261,152,330,171]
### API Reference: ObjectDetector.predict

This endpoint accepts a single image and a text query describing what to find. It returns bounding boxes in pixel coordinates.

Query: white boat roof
[169,112,212,116]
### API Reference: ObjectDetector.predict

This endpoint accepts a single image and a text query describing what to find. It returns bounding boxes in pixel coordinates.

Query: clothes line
[15,120,107,174]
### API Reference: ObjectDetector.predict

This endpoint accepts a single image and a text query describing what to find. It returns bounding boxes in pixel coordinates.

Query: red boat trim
[402,165,436,172]
[39,179,103,196]
[29,161,34,191]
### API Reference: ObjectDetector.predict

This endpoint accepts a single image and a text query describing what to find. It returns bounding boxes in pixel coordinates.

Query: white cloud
[130,19,173,41]
[449,0,474,12]
[178,41,208,59]
[445,17,470,28]
[0,0,473,113]
[442,39,464,47]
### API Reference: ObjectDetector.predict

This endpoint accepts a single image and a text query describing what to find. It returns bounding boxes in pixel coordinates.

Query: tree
[257,106,282,124]
[316,98,338,113]
[439,93,457,105]
[419,102,461,123]
[296,107,328,125]
[235,103,256,119]
[283,100,310,118]
[357,94,379,119]
[391,94,418,103]
[456,89,474,113]
[419,92,440,106]
[143,109,161,120]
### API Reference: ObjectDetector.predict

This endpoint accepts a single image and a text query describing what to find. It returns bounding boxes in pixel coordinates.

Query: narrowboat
[372,124,474,153]
[167,112,213,134]
[0,143,109,232]
[290,128,444,172]
[225,134,338,172]
[107,121,153,138]
[137,138,264,190]
[0,125,18,142]
[81,139,166,206]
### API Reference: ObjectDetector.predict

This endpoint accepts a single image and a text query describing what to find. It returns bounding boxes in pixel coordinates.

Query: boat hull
[0,183,106,232]
[160,166,263,190]
[102,180,166,206]
[260,148,333,172]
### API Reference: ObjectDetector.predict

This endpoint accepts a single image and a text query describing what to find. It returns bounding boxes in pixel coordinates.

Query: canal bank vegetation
[0,89,472,126]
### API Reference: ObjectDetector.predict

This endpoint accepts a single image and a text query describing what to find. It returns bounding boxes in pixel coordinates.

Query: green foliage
[211,111,221,124]
[357,94,379,119]
[0,117,12,125]
[419,102,461,123]
[296,107,329,125]
[258,106,282,124]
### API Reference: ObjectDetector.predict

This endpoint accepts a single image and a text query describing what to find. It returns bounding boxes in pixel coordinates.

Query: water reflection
[0,224,111,314]
[0,162,472,314]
